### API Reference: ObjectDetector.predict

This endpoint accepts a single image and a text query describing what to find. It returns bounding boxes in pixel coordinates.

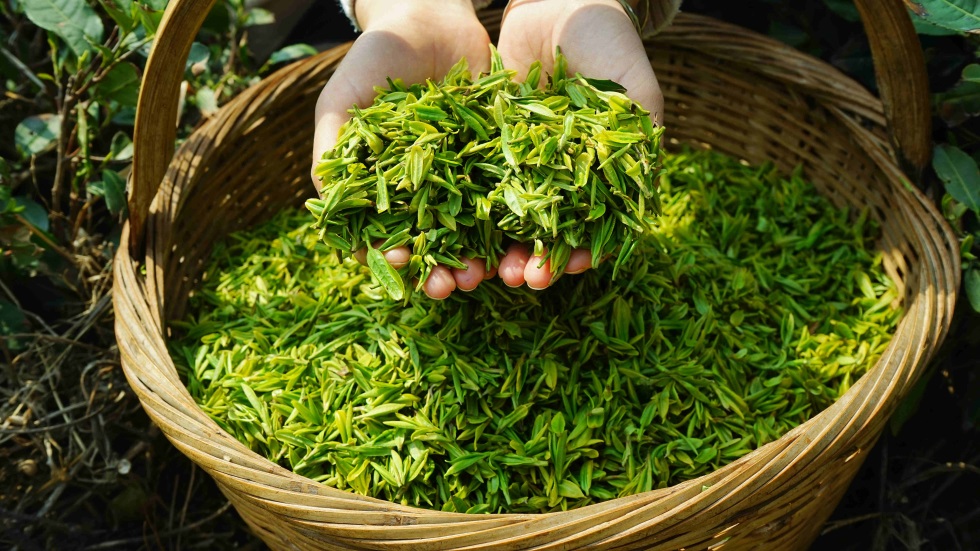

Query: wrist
[506,0,626,11]
[503,0,629,25]
[356,0,477,31]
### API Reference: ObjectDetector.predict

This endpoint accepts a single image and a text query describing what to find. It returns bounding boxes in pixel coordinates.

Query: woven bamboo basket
[114,0,961,549]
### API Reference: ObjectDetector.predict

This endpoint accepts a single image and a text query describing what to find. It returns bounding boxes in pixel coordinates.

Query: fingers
[565,249,593,274]
[354,242,410,268]
[524,248,592,289]
[424,265,456,299]
[524,253,551,290]
[498,243,532,287]
[614,57,663,126]
[358,243,590,298]
[499,244,592,290]
[452,257,487,292]
[356,245,488,298]
[382,247,410,269]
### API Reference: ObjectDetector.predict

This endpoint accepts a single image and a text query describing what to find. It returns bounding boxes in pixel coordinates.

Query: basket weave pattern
[114,11,959,551]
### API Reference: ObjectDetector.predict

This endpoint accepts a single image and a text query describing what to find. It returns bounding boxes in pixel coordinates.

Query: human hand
[494,0,664,292]
[492,0,663,291]
[312,0,497,299]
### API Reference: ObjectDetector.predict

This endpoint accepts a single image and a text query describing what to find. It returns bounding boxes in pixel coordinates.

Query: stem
[50,75,76,214]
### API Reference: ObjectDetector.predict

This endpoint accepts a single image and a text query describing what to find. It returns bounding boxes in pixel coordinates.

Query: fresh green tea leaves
[309,48,664,298]
[366,246,405,301]
[176,149,901,515]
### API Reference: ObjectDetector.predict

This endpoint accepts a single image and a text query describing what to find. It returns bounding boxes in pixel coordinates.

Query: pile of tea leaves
[308,48,663,298]
[173,149,902,514]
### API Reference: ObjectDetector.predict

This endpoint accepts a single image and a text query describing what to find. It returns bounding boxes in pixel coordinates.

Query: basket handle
[855,0,931,180]
[127,0,931,247]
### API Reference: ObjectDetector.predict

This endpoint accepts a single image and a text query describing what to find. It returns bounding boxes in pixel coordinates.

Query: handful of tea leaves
[307,48,663,298]
[175,149,901,514]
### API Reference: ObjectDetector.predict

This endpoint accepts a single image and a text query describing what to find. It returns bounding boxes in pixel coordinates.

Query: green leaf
[694,447,718,464]
[244,7,275,26]
[77,100,91,159]
[557,479,585,499]
[966,267,980,312]
[937,81,980,125]
[889,365,933,435]
[963,64,980,83]
[366,247,405,300]
[13,197,49,231]
[582,77,627,93]
[186,42,210,71]
[23,0,104,56]
[136,2,164,36]
[267,44,317,66]
[87,180,105,198]
[110,132,134,161]
[101,168,127,215]
[0,158,11,184]
[912,14,963,34]
[99,0,134,32]
[503,187,525,217]
[0,298,28,350]
[909,0,980,34]
[95,62,140,107]
[15,114,61,156]
[196,86,218,116]
[933,144,980,211]
[112,107,137,126]
[768,20,809,48]
[375,165,389,213]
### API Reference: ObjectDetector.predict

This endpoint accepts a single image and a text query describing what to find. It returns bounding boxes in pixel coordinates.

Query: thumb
[312,112,344,193]
[311,36,398,190]
[312,74,361,192]
[554,2,663,124]
[613,55,663,126]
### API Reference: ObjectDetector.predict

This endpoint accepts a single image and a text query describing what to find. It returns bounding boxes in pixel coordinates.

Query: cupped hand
[493,0,664,292]
[313,0,500,299]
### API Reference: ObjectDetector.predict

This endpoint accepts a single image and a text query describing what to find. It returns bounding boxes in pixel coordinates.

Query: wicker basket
[114,0,960,549]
